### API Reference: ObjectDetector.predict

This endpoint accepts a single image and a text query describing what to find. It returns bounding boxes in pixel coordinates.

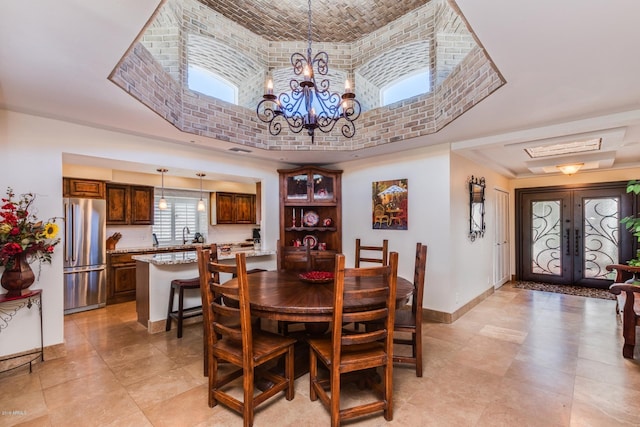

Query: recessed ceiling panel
[196,0,430,42]
[524,138,602,158]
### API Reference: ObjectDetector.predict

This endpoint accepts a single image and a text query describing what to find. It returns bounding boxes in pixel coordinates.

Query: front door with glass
[517,184,633,287]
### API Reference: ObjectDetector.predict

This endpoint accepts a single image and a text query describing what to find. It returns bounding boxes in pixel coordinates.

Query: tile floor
[1,282,640,426]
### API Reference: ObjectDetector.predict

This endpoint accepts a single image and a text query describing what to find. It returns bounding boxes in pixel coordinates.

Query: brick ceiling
[196,0,430,42]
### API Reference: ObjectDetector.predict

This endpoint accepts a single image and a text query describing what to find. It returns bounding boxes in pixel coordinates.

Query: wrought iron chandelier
[256,0,361,144]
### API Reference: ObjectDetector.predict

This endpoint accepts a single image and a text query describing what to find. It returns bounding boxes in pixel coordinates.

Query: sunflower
[42,222,59,239]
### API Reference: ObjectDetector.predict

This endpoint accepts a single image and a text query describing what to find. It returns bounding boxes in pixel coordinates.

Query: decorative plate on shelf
[303,234,318,249]
[303,210,319,227]
[299,271,334,284]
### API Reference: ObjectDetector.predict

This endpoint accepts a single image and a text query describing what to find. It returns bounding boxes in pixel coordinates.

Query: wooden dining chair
[355,238,389,267]
[200,244,267,376]
[308,252,398,427]
[393,242,427,376]
[197,248,296,426]
[277,240,312,271]
[352,238,389,330]
[276,240,312,334]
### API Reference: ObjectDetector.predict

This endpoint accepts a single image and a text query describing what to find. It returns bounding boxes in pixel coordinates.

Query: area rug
[513,281,615,300]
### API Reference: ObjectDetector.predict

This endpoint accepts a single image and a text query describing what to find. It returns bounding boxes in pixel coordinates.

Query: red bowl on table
[298,271,334,284]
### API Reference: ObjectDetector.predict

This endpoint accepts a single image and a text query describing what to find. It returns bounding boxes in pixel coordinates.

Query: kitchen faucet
[182,226,190,244]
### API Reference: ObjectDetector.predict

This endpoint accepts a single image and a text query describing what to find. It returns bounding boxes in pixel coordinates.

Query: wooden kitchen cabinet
[211,192,256,224]
[234,193,255,223]
[106,184,128,224]
[129,186,154,224]
[107,252,139,305]
[106,183,154,225]
[63,178,105,199]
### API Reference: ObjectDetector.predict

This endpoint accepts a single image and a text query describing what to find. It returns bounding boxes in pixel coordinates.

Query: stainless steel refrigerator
[63,198,107,314]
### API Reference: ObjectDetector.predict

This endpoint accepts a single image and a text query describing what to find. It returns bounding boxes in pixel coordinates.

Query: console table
[0,290,44,373]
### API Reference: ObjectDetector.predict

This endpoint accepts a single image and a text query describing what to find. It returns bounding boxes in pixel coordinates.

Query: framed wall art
[372,179,408,230]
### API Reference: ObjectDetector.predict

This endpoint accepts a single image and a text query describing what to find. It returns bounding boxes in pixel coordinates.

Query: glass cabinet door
[311,173,335,203]
[285,173,309,201]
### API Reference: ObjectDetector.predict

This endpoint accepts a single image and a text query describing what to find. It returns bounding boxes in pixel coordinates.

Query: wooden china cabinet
[278,166,342,271]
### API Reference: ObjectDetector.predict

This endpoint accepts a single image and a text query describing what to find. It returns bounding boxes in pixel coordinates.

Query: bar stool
[165,277,203,338]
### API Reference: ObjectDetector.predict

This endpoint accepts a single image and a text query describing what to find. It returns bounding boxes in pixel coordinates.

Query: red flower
[1,242,23,256]
[0,187,60,271]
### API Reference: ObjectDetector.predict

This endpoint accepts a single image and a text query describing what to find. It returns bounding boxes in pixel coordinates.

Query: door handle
[64,202,70,262]
[71,203,76,262]
[575,228,580,255]
[565,228,570,256]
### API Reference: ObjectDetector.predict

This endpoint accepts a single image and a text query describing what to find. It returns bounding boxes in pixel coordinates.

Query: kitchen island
[133,249,275,333]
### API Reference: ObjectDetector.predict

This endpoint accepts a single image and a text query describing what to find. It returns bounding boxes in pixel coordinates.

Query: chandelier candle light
[256,0,361,144]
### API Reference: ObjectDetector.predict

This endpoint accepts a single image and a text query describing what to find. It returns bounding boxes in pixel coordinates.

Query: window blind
[152,191,208,245]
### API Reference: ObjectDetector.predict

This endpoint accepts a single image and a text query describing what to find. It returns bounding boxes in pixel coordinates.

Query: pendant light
[196,172,206,212]
[157,168,168,210]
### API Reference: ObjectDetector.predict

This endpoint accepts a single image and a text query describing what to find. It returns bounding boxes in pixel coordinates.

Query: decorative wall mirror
[469,176,486,241]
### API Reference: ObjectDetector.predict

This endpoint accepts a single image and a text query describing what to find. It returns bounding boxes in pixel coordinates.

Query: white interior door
[494,188,510,288]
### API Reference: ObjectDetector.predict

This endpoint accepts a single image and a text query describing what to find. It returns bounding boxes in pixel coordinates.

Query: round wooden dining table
[223,269,413,378]
[223,269,414,323]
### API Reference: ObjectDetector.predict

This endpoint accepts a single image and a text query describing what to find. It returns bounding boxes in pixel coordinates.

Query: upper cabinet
[106,183,154,225]
[63,178,105,199]
[211,192,256,225]
[281,168,338,205]
[129,186,154,224]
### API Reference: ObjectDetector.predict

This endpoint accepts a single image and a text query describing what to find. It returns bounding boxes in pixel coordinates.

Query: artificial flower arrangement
[0,188,60,275]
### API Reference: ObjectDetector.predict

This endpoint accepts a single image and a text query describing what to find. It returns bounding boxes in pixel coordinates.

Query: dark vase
[1,253,36,298]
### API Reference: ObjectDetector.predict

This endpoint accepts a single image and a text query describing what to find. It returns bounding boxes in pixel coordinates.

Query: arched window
[188,65,237,104]
[381,70,430,107]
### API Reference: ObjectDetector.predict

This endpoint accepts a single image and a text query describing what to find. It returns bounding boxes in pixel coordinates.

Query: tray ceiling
[196,0,429,42]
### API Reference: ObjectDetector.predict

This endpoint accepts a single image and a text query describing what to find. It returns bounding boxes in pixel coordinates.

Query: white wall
[336,146,512,315]
[0,110,287,356]
[449,152,510,311]
[336,144,455,312]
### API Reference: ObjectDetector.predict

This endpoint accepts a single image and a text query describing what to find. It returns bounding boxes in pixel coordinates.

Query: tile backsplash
[106,224,257,249]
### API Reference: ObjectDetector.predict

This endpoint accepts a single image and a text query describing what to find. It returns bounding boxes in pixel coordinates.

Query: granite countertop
[132,249,275,265]
[107,242,255,254]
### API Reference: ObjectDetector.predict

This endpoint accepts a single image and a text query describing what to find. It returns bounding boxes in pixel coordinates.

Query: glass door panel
[520,191,571,284]
[583,197,619,279]
[285,174,309,201]
[531,200,562,276]
[311,173,335,202]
